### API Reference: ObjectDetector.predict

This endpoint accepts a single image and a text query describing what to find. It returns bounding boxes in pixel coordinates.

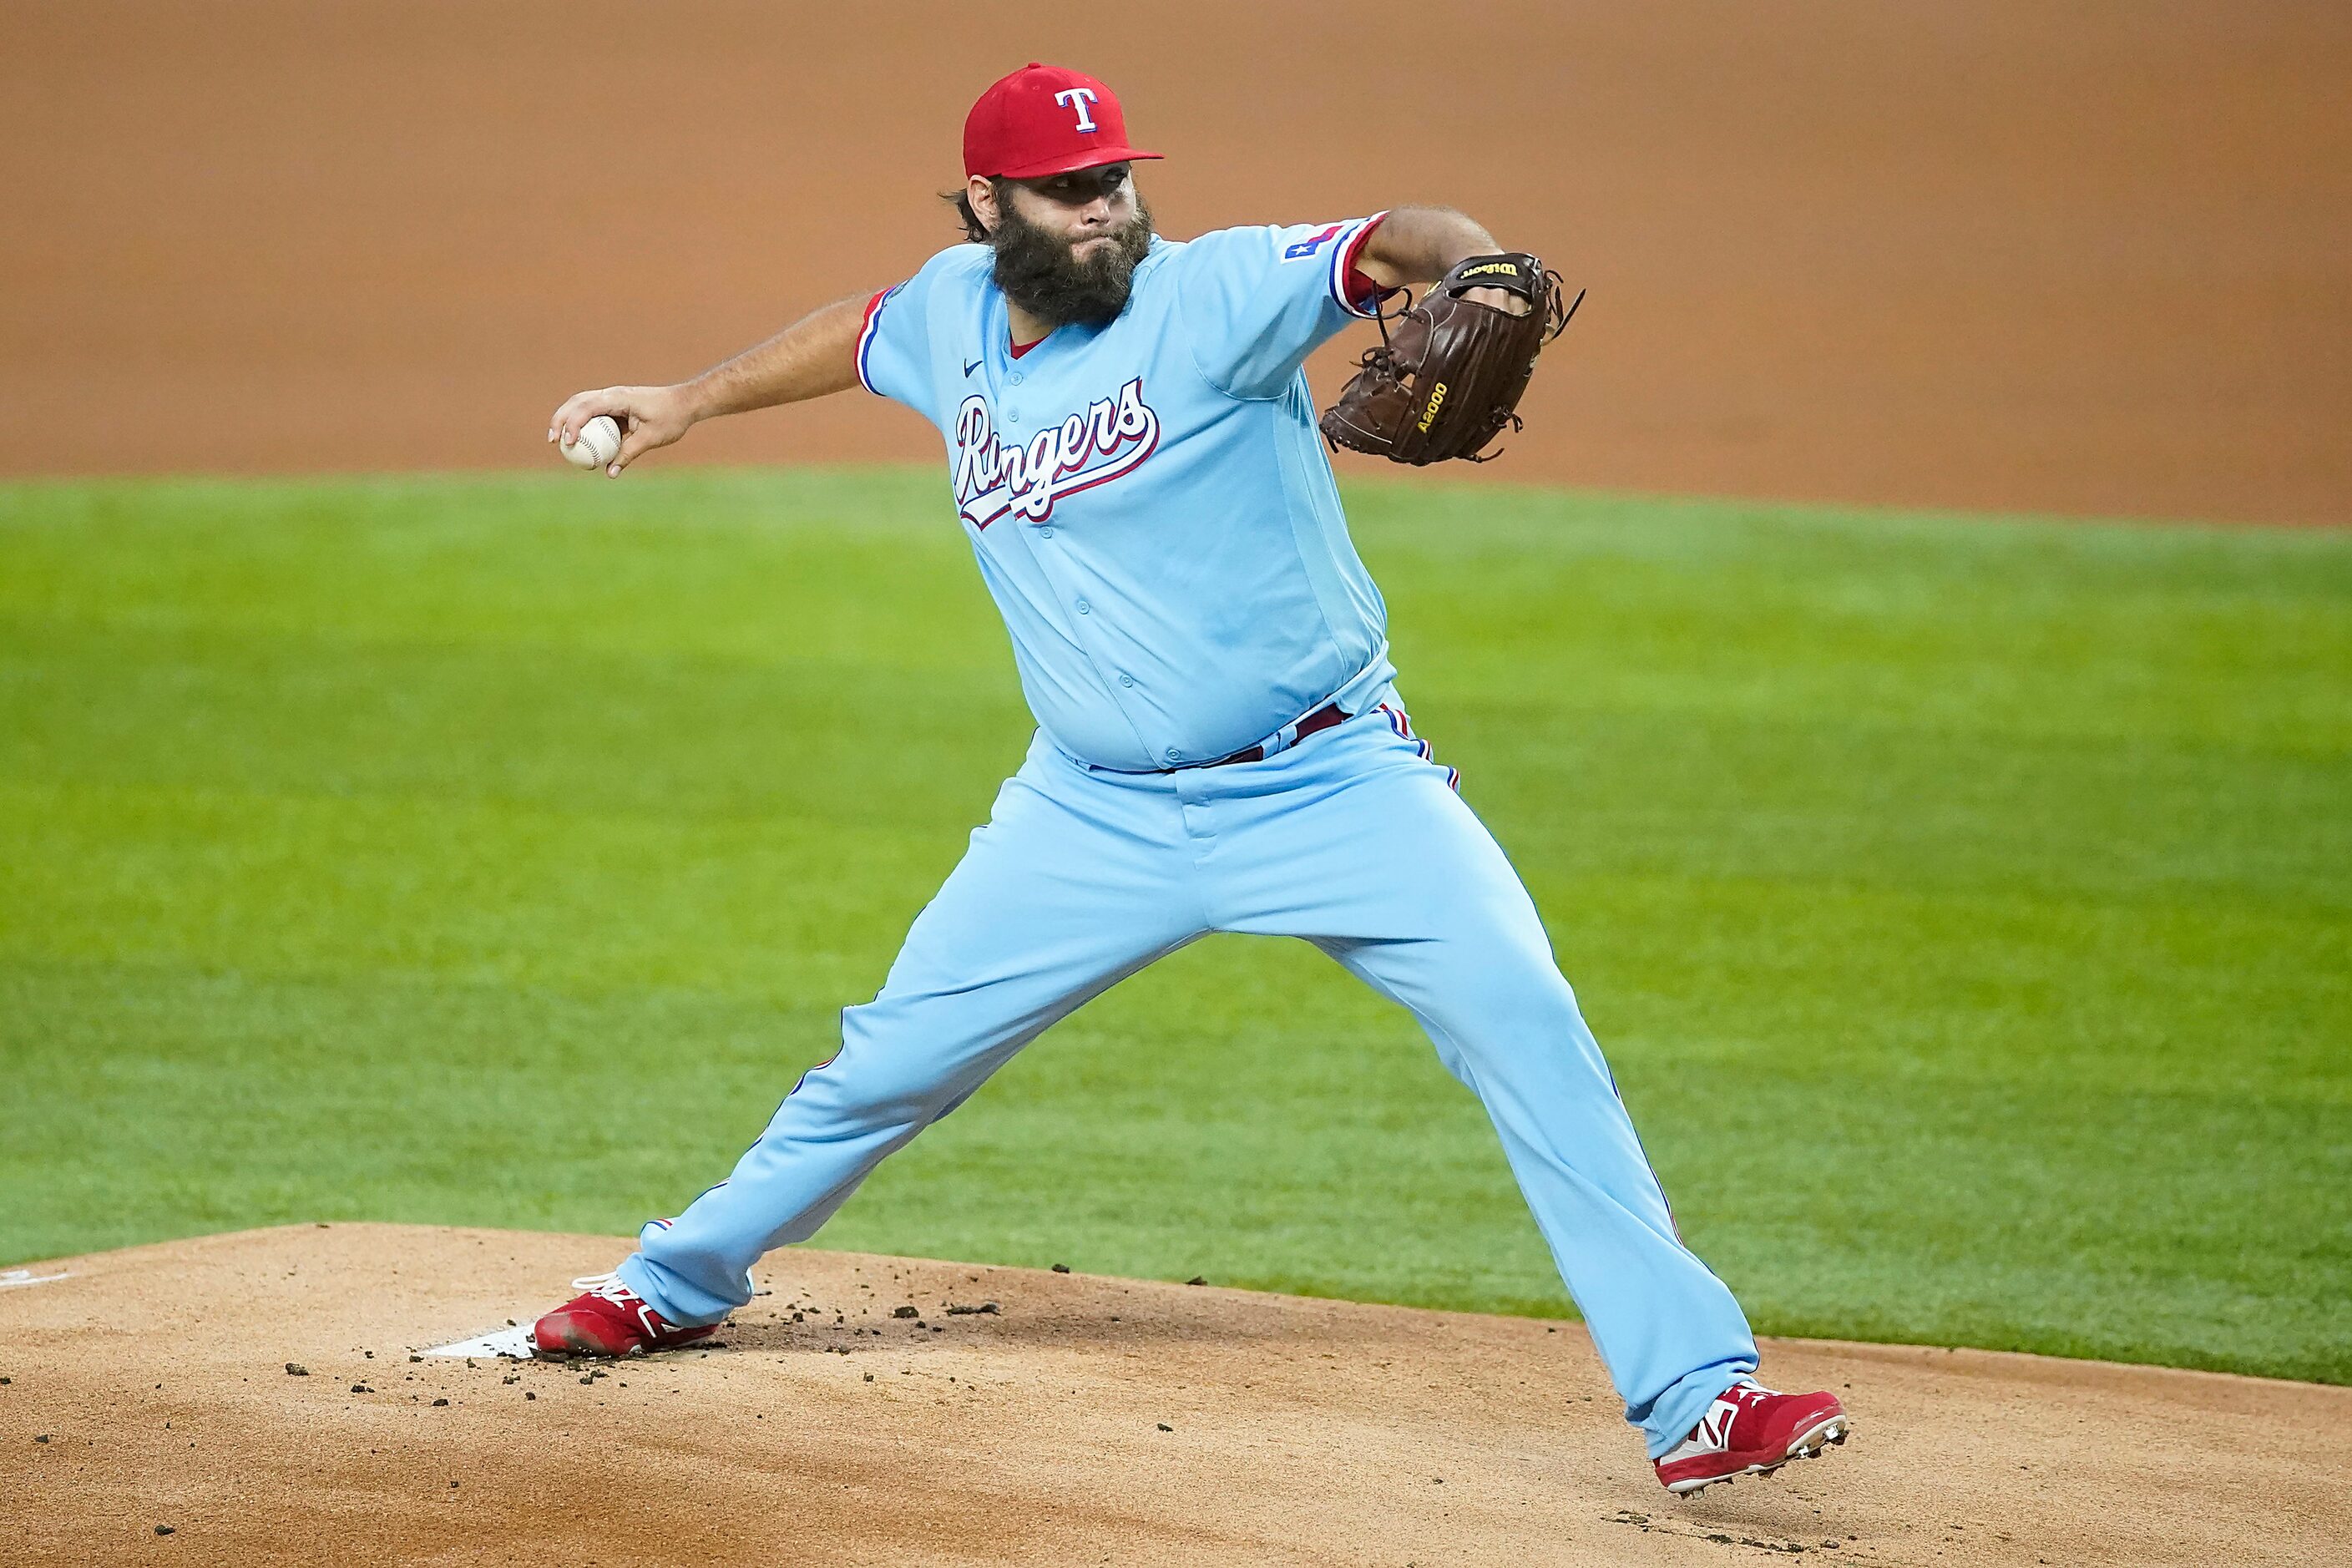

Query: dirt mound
[6,3,2349,524]
[0,1226,2341,1565]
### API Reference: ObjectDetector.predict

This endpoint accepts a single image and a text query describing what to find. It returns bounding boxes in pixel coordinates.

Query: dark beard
[989,194,1155,329]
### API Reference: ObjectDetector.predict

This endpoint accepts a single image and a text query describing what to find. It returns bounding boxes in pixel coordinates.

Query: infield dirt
[3,1225,2344,1565]
[7,1,2349,524]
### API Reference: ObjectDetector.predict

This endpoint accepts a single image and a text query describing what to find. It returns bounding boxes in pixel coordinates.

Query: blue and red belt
[1172,702,1350,771]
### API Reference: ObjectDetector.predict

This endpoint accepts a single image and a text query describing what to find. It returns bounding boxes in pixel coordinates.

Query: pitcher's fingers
[549,396,586,445]
[608,422,659,476]
[554,391,620,448]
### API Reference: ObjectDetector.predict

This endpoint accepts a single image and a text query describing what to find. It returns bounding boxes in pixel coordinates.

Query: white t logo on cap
[1054,87,1100,132]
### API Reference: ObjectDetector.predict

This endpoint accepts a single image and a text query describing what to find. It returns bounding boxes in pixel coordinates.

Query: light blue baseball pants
[616,705,1758,1454]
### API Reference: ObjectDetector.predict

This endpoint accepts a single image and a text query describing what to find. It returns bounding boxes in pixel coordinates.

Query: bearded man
[540,62,1851,1498]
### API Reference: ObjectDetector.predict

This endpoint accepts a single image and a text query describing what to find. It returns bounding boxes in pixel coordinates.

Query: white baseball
[560,414,623,471]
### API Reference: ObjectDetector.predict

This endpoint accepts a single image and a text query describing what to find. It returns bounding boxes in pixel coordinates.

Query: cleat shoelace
[569,1272,642,1307]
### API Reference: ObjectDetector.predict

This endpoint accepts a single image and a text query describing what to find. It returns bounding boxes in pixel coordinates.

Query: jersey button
[1118,674,1135,687]
[1075,599,1090,615]
[1164,748,1183,763]
[1009,372,1025,385]
[1038,526,1055,539]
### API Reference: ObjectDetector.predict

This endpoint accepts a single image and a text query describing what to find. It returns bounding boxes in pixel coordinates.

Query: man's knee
[787,1001,1007,1129]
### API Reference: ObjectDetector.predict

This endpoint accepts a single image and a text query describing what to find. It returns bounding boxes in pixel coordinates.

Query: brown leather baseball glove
[1319,254,1580,465]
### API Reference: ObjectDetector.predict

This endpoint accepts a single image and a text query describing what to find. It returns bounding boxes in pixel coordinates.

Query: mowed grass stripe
[1,469,2345,1383]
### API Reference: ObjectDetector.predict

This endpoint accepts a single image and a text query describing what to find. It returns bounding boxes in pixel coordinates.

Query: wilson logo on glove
[1320,254,1583,466]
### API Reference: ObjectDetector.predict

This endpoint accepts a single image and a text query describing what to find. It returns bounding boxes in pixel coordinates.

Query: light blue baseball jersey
[854,215,1399,771]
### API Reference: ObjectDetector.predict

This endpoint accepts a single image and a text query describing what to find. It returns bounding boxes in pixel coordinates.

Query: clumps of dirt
[3,1225,2346,1565]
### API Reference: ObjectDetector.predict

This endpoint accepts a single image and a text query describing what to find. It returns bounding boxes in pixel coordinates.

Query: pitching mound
[1,1226,2340,1565]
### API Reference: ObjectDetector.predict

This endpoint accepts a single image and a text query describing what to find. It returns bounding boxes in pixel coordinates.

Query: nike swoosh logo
[964,359,984,377]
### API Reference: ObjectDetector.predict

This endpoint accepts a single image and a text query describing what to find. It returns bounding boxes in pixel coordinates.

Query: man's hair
[944,178,1012,245]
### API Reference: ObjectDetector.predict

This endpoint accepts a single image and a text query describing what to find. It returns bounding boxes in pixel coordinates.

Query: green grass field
[3,468,2346,1383]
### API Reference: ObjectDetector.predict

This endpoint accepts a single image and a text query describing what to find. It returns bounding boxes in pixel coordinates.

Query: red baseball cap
[964,63,1161,180]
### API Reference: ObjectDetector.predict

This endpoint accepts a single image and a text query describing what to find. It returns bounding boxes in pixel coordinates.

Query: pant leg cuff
[1640,1356,1758,1459]
[614,1247,736,1328]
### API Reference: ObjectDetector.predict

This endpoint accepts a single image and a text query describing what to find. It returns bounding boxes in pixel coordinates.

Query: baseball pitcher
[538,63,1849,1497]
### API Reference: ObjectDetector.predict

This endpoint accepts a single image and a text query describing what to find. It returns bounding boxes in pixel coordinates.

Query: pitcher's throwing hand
[546,383,697,477]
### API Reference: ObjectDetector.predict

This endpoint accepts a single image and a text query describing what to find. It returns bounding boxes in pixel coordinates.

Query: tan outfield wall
[3,1,2348,524]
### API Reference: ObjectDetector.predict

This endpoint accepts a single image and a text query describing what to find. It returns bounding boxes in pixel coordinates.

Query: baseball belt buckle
[1198,702,1349,770]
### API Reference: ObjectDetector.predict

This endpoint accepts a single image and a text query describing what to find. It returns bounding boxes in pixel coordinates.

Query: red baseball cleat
[530,1272,722,1358]
[1654,1378,1851,1496]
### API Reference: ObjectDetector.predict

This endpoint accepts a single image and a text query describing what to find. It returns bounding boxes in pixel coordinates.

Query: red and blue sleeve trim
[1333,212,1396,320]
[853,285,898,395]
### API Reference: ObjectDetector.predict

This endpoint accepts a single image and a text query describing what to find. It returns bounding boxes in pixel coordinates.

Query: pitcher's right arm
[546,291,873,476]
